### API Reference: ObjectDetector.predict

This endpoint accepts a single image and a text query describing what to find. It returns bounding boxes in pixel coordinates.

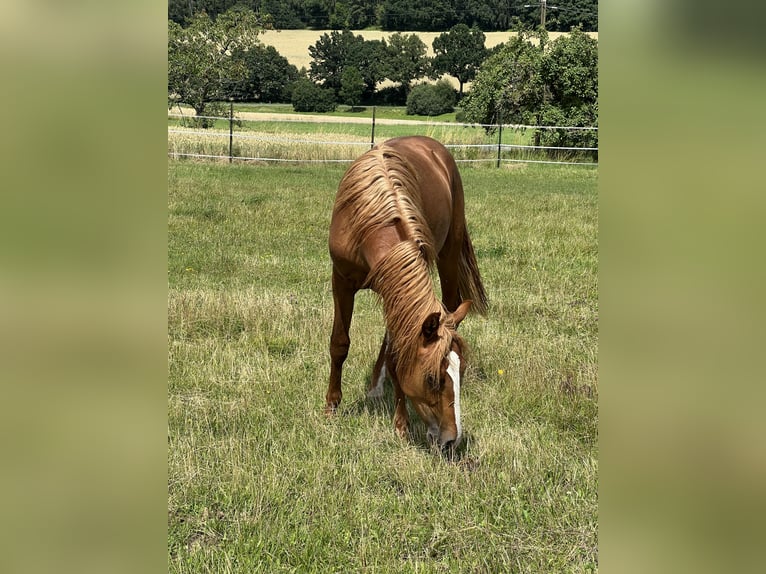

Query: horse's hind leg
[367,331,389,398]
[326,269,356,414]
[437,236,462,312]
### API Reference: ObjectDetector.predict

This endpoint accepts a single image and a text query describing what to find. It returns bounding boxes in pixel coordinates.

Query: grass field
[167,117,542,164]
[168,159,598,572]
[166,108,592,166]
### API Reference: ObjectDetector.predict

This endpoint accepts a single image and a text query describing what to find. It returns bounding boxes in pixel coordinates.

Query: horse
[326,135,488,452]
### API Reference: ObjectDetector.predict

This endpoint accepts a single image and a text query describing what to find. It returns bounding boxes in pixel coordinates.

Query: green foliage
[339,68,365,110]
[228,45,301,103]
[461,28,598,155]
[168,0,598,31]
[347,0,378,28]
[538,27,598,153]
[406,80,457,116]
[541,27,598,110]
[353,39,389,100]
[460,31,545,126]
[541,0,599,32]
[385,33,430,92]
[309,31,392,101]
[290,78,337,112]
[308,30,363,98]
[261,0,306,29]
[303,0,331,28]
[380,0,457,31]
[167,9,266,121]
[431,24,488,96]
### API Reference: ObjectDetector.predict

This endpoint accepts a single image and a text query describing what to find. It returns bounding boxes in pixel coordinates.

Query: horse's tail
[457,229,489,316]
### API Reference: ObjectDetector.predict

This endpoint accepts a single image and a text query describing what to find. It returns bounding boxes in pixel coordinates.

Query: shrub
[290,79,337,113]
[372,85,408,106]
[406,80,457,116]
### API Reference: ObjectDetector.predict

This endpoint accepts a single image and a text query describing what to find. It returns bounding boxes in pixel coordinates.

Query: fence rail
[167,107,598,167]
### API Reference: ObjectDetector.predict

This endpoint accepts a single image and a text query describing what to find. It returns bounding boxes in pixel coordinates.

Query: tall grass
[167,115,548,165]
[168,160,598,572]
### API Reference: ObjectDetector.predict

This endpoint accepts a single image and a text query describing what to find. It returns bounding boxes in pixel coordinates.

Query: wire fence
[167,106,598,167]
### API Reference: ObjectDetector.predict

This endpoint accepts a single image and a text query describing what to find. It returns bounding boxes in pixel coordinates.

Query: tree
[380,0,457,31]
[461,27,598,155]
[167,0,598,31]
[308,30,362,98]
[431,24,487,97]
[339,68,365,111]
[460,30,545,127]
[538,27,598,152]
[348,0,378,28]
[228,45,301,102]
[351,39,389,100]
[260,0,305,29]
[167,9,266,125]
[385,33,430,93]
[304,0,331,28]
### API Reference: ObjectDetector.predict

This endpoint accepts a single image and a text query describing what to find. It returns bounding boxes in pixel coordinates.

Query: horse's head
[395,300,472,453]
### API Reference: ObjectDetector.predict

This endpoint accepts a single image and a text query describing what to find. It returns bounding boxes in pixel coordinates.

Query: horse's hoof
[324,403,339,416]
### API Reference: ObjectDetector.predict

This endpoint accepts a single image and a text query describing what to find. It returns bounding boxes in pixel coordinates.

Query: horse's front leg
[389,365,409,439]
[326,269,356,414]
[367,331,389,398]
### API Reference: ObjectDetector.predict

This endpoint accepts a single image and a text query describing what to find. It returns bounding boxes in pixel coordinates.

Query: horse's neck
[369,241,442,366]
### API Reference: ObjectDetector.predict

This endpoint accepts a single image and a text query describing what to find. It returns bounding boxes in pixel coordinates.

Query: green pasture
[168,159,598,572]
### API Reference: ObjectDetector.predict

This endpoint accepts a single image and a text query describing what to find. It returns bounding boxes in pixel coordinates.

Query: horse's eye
[426,373,441,391]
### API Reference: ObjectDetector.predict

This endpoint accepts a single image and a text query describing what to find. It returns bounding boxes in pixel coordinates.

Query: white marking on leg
[368,363,386,397]
[447,351,462,442]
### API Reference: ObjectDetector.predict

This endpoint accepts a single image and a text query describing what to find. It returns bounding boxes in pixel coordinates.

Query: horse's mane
[333,144,437,265]
[366,240,463,381]
[336,143,464,380]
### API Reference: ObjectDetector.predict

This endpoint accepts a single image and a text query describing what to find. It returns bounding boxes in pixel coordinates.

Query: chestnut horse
[326,136,488,451]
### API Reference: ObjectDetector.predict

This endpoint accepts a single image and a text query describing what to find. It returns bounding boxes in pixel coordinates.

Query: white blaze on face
[446,350,462,442]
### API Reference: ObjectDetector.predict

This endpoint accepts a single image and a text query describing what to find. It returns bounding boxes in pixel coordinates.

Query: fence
[167,105,598,167]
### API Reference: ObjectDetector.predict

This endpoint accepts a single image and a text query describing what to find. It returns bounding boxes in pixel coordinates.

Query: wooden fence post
[370,106,376,149]
[496,112,503,168]
[228,100,234,163]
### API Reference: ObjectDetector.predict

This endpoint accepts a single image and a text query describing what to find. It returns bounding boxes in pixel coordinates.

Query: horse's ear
[421,312,441,344]
[451,300,472,329]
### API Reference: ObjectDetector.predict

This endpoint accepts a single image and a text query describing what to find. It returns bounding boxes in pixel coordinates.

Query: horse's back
[380,136,461,195]
[329,136,463,283]
[381,135,464,246]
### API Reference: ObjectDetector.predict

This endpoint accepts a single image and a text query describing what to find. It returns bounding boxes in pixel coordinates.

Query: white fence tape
[167,112,598,166]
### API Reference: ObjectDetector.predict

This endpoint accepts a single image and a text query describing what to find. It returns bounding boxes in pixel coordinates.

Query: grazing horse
[326,135,488,452]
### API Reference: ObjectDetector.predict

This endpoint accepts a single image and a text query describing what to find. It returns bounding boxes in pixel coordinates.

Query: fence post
[496,112,503,168]
[228,100,234,163]
[370,106,376,149]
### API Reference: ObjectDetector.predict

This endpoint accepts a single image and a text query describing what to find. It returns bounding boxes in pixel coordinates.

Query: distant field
[260,29,598,89]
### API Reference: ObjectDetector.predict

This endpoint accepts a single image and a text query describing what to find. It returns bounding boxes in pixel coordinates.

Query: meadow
[166,109,592,166]
[168,158,598,572]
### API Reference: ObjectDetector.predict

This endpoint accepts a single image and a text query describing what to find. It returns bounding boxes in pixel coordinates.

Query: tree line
[169,0,598,32]
[168,11,495,116]
[168,8,597,154]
